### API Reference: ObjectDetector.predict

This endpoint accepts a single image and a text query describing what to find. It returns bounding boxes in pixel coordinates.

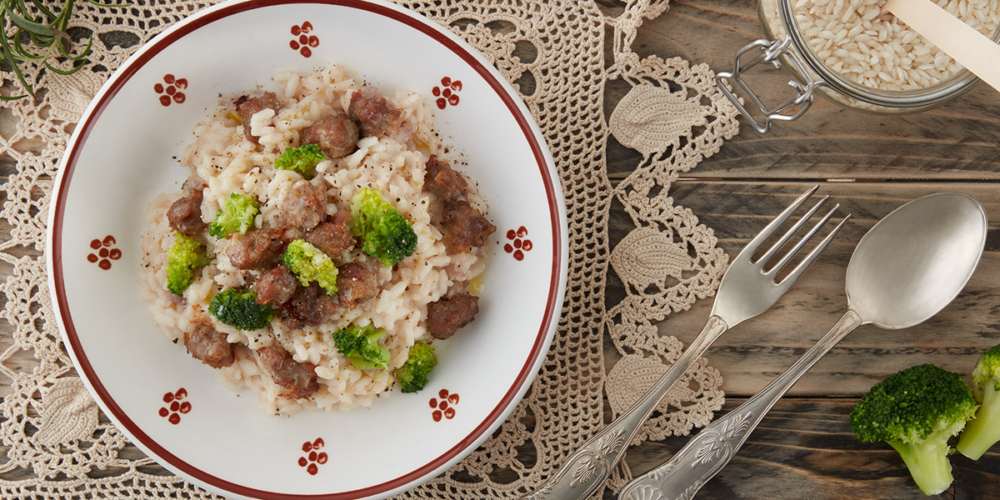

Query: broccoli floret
[349,188,417,266]
[208,288,273,330]
[208,193,259,238]
[850,364,978,495]
[957,344,1000,460]
[282,239,339,295]
[395,341,437,393]
[332,324,389,370]
[166,233,210,294]
[274,144,326,179]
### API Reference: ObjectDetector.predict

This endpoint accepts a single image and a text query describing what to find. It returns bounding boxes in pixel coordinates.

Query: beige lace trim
[0,0,739,496]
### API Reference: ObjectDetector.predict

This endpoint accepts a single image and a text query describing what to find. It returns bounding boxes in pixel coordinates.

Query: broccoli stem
[889,439,954,496]
[957,383,1000,460]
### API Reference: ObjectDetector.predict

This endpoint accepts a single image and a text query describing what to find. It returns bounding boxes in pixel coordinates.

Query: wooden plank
[620,398,1000,499]
[607,181,1000,397]
[604,0,1000,181]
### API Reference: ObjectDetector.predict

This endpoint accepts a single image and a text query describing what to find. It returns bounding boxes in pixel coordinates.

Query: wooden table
[605,0,1000,498]
[2,0,997,498]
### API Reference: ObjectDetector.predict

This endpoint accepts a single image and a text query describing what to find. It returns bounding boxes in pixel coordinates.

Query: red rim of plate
[49,0,563,498]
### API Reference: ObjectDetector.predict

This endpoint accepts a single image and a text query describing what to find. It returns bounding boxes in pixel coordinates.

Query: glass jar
[718,0,1000,132]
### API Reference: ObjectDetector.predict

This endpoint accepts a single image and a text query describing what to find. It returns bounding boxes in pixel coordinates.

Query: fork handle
[522,316,729,500]
[618,309,863,500]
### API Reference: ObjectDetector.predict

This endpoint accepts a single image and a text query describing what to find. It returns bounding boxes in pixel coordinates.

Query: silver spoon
[619,192,987,500]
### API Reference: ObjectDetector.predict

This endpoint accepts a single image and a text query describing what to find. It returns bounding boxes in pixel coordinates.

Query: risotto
[140,64,495,415]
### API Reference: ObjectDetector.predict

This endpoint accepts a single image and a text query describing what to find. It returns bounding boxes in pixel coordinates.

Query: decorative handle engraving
[522,317,729,500]
[618,407,757,500]
[619,310,864,500]
[571,429,627,487]
[691,409,753,467]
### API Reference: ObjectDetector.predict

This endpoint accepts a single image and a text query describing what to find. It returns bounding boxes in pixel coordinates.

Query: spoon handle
[618,309,864,500]
[521,316,730,500]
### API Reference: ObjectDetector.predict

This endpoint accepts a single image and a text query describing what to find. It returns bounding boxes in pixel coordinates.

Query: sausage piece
[424,156,469,201]
[305,211,355,261]
[279,180,327,232]
[301,112,360,159]
[348,86,404,139]
[235,92,280,146]
[427,293,479,339]
[256,345,319,399]
[255,265,300,306]
[227,228,287,270]
[167,197,207,235]
[184,321,235,368]
[335,262,379,308]
[167,175,208,235]
[283,284,339,326]
[441,198,496,253]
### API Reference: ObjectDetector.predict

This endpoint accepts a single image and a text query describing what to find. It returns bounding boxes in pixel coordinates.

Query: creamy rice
[140,64,487,415]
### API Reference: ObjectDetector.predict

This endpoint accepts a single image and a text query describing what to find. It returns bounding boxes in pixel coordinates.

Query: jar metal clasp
[716,37,821,133]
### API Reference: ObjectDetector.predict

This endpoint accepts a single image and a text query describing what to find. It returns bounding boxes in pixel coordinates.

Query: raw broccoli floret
[282,239,339,295]
[395,341,437,393]
[332,324,389,370]
[208,288,273,331]
[348,188,417,266]
[166,233,210,294]
[850,364,978,495]
[274,144,326,179]
[208,193,259,238]
[957,344,1000,460]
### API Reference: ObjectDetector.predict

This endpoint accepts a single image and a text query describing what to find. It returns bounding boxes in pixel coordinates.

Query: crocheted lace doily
[0,0,739,497]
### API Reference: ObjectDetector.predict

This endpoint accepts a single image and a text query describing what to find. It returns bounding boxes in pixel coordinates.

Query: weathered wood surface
[606,0,1000,498]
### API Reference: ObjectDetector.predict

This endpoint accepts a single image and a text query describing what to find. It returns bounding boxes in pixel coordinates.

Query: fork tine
[739,185,819,260]
[775,212,851,287]
[756,194,829,265]
[766,203,840,276]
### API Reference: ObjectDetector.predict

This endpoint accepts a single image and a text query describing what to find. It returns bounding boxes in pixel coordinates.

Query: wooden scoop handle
[883,0,1000,94]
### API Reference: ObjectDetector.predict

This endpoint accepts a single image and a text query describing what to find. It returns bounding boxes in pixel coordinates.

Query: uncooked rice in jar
[761,0,999,90]
[140,64,491,416]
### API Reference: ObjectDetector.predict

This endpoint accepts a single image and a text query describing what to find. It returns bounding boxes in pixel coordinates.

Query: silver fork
[522,185,850,500]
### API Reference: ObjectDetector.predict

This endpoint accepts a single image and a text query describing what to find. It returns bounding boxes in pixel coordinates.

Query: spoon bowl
[846,193,987,329]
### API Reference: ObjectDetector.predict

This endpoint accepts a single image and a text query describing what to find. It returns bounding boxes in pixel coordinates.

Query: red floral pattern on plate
[87,235,121,270]
[503,226,532,261]
[158,388,191,425]
[432,76,463,109]
[154,74,188,106]
[298,438,328,475]
[429,389,460,421]
[290,22,320,58]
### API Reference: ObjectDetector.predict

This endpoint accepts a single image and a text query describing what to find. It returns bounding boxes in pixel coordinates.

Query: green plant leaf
[7,11,55,36]
[13,33,49,62]
[44,59,85,76]
[0,29,35,96]
[55,30,90,59]
[0,0,125,97]
[27,0,57,21]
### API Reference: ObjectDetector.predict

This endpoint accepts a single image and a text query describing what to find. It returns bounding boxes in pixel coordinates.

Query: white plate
[45,0,567,498]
